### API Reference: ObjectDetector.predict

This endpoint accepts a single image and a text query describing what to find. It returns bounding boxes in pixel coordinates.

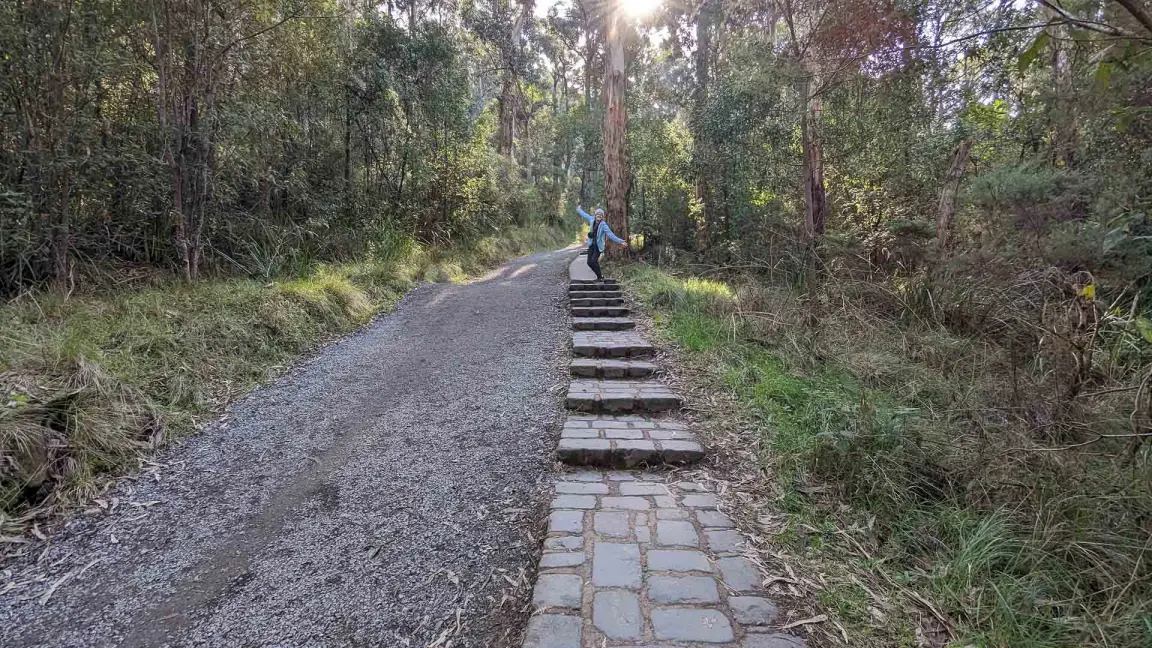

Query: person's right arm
[576,205,594,225]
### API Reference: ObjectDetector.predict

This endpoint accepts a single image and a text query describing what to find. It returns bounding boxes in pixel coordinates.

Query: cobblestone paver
[557,415,704,467]
[567,379,681,413]
[571,331,653,358]
[571,317,636,331]
[570,359,658,378]
[522,471,808,648]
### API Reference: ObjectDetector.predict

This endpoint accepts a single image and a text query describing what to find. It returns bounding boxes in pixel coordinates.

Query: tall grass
[620,263,1152,648]
[0,224,573,533]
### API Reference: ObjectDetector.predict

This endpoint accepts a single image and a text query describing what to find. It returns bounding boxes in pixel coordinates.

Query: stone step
[522,470,807,648]
[571,306,629,318]
[570,297,625,307]
[570,359,659,378]
[557,415,704,467]
[572,331,654,358]
[566,379,681,413]
[570,278,617,285]
[569,289,623,299]
[572,317,635,331]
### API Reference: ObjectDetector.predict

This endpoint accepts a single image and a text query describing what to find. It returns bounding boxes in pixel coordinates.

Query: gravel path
[0,248,575,648]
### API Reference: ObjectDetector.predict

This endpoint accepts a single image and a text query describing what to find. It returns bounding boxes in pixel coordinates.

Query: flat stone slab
[570,359,658,378]
[572,331,654,358]
[570,297,625,307]
[569,289,624,299]
[570,279,618,286]
[572,317,636,331]
[567,379,681,413]
[558,415,704,467]
[571,306,630,318]
[523,470,808,648]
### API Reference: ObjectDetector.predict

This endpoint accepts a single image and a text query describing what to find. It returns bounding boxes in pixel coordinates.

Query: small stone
[635,512,649,525]
[681,494,719,509]
[654,496,678,508]
[656,509,689,520]
[544,536,583,551]
[600,420,630,428]
[555,481,609,495]
[592,542,641,587]
[647,549,711,572]
[651,608,734,643]
[607,472,636,481]
[696,510,735,528]
[522,614,581,648]
[656,520,699,547]
[552,495,596,510]
[677,481,708,492]
[593,589,642,639]
[635,525,651,543]
[716,557,763,592]
[601,496,650,510]
[620,482,668,496]
[704,530,743,553]
[742,633,808,648]
[539,552,585,568]
[594,511,630,538]
[648,575,720,603]
[548,511,584,535]
[532,574,582,609]
[729,597,779,625]
[560,428,600,439]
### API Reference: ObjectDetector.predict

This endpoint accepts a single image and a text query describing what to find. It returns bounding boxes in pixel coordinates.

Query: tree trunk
[799,74,826,294]
[800,84,826,239]
[497,74,517,157]
[602,10,629,259]
[692,0,715,251]
[936,138,972,251]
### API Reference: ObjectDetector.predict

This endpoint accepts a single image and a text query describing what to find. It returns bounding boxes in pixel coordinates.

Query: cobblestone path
[519,254,808,648]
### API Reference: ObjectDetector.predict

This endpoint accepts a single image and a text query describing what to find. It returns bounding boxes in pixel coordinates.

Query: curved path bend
[0,248,576,648]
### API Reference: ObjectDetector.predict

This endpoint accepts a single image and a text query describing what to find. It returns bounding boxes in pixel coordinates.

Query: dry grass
[619,261,1152,648]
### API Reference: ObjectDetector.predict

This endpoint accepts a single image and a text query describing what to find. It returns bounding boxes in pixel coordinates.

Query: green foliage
[622,264,1152,648]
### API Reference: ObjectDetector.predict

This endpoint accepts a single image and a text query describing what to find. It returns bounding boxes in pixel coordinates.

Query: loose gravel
[0,248,575,648]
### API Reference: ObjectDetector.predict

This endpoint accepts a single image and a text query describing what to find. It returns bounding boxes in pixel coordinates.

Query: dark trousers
[586,244,603,280]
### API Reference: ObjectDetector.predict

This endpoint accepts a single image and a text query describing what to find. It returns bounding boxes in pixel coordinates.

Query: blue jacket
[577,207,626,251]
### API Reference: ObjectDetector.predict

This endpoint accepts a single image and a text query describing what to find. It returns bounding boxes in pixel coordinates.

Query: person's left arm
[604,224,628,246]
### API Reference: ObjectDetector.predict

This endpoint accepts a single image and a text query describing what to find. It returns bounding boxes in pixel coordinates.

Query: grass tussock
[0,224,573,534]
[619,263,1152,648]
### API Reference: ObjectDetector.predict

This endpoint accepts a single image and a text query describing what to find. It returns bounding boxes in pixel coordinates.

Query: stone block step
[569,289,623,299]
[570,297,625,307]
[570,359,659,378]
[570,278,617,285]
[571,306,629,317]
[566,379,681,413]
[522,470,808,648]
[557,415,703,467]
[572,317,635,331]
[572,331,654,358]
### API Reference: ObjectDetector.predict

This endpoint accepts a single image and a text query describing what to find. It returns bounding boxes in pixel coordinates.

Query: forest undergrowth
[0,224,573,536]
[620,260,1151,648]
